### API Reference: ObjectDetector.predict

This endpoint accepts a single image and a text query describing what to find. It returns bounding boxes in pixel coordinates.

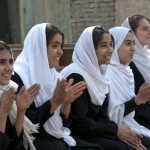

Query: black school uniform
[130,61,150,130]
[66,73,136,150]
[0,117,25,150]
[11,72,102,150]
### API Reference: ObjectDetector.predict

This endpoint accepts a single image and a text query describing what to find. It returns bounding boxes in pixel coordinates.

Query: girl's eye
[110,43,113,47]
[142,27,149,31]
[125,42,132,46]
[9,60,14,65]
[124,41,135,46]
[100,45,107,48]
[52,45,58,48]
[0,59,14,65]
[0,60,5,64]
[126,42,131,45]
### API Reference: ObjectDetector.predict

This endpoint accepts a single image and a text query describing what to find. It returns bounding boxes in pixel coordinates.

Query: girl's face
[0,50,13,86]
[134,19,150,46]
[118,32,135,65]
[47,33,63,68]
[96,33,113,65]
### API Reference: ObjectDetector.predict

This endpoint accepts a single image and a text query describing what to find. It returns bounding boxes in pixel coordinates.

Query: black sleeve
[27,101,54,126]
[60,111,71,127]
[11,72,24,93]
[130,62,150,129]
[0,131,24,150]
[8,128,24,150]
[11,72,54,126]
[67,73,118,140]
[124,62,143,116]
[0,118,25,150]
[124,97,139,116]
[0,132,12,150]
[129,62,145,95]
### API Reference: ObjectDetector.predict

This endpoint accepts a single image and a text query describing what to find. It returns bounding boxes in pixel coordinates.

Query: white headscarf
[61,26,109,105]
[0,80,39,150]
[14,23,76,146]
[122,17,150,84]
[106,26,150,137]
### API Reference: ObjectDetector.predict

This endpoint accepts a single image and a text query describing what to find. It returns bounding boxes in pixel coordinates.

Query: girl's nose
[5,63,13,71]
[58,47,63,55]
[108,45,113,53]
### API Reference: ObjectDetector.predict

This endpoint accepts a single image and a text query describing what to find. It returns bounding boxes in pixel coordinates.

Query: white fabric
[122,17,150,84]
[0,80,39,150]
[61,26,109,105]
[106,27,150,137]
[14,23,76,146]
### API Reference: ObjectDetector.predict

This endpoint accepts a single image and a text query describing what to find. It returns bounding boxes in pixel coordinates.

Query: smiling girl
[122,15,150,131]
[0,41,40,150]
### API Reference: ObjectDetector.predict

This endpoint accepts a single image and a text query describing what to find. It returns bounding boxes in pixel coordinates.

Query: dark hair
[0,41,12,55]
[92,26,114,49]
[45,24,64,48]
[129,15,150,33]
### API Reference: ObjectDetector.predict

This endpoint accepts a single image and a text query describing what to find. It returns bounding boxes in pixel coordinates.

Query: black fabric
[129,61,150,130]
[11,72,24,93]
[11,72,102,150]
[0,118,25,150]
[0,132,12,150]
[141,136,150,149]
[105,95,138,117]
[71,138,103,150]
[32,127,69,150]
[33,128,103,150]
[129,62,145,95]
[66,73,135,150]
[124,97,138,116]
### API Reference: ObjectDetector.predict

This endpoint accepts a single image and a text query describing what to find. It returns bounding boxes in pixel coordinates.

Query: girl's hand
[0,87,15,115]
[16,84,40,111]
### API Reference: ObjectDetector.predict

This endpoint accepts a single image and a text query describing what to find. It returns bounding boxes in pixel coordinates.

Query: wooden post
[19,0,25,43]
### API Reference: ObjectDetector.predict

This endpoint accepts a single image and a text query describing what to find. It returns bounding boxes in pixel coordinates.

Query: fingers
[17,86,26,95]
[2,87,15,102]
[16,84,40,110]
[124,140,144,150]
[53,79,86,106]
[0,87,16,114]
[27,84,40,99]
[140,81,150,92]
[27,83,40,93]
[73,81,86,94]
[137,81,150,104]
[68,81,86,98]
[55,78,66,93]
[73,91,84,100]
[125,131,146,150]
[141,82,149,88]
[117,125,146,150]
[66,78,74,88]
[132,132,143,139]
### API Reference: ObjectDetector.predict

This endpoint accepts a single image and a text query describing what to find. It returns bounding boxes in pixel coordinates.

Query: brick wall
[70,0,115,42]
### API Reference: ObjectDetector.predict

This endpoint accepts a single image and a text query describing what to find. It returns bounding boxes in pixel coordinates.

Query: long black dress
[130,62,150,129]
[66,73,137,150]
[11,72,102,150]
[0,117,25,150]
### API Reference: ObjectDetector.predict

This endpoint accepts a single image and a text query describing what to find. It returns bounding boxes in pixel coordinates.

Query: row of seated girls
[0,14,150,150]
